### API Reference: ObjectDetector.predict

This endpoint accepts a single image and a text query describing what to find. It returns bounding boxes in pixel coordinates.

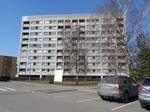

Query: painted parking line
[0,88,7,92]
[3,87,16,91]
[55,93,89,98]
[111,100,138,111]
[76,97,100,103]
[78,90,96,93]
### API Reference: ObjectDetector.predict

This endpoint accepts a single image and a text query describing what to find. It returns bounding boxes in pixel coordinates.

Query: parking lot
[0,81,149,112]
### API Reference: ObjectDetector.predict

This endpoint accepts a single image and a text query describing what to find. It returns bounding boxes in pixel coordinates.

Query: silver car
[97,76,138,103]
[139,77,150,108]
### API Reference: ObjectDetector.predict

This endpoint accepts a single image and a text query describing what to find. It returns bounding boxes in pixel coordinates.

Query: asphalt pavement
[0,81,149,112]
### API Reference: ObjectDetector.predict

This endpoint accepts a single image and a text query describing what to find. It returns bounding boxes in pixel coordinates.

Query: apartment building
[0,55,17,78]
[17,14,128,82]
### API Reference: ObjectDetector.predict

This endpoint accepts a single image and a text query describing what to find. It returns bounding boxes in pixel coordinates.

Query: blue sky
[0,0,101,57]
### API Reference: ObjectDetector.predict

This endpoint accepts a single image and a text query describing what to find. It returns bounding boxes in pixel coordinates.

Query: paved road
[0,81,149,112]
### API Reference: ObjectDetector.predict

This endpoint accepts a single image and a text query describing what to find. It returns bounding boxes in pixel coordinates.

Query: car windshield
[143,78,150,86]
[101,77,116,84]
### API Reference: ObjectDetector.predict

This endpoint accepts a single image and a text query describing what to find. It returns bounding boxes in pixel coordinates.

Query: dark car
[139,77,150,108]
[0,76,11,82]
[97,76,139,103]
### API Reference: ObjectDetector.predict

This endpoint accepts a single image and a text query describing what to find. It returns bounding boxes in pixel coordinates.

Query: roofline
[0,55,17,58]
[22,13,96,18]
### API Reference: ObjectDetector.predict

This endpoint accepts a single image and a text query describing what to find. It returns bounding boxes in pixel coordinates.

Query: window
[28,56,34,60]
[58,32,63,35]
[30,32,43,36]
[44,20,51,24]
[43,44,49,47]
[19,68,26,72]
[36,44,42,48]
[37,32,43,36]
[37,50,42,53]
[44,32,50,36]
[39,21,44,24]
[23,21,30,24]
[42,56,51,60]
[30,32,37,36]
[65,20,71,23]
[51,26,57,29]
[31,21,39,24]
[101,77,116,84]
[72,20,78,23]
[93,69,95,72]
[80,26,85,29]
[86,19,94,22]
[43,50,48,54]
[42,69,46,72]
[57,43,63,46]
[37,38,43,42]
[44,26,50,30]
[47,69,50,72]
[93,56,95,59]
[93,63,95,66]
[21,50,27,53]
[101,18,111,22]
[97,69,101,73]
[43,38,50,41]
[102,63,109,66]
[29,44,42,48]
[65,26,71,29]
[22,32,29,36]
[95,19,99,22]
[35,62,41,66]
[79,19,85,22]
[20,62,27,65]
[23,27,29,30]
[21,44,28,48]
[51,44,56,47]
[30,38,37,41]
[42,62,50,66]
[30,26,37,30]
[20,56,27,60]
[58,26,64,29]
[36,56,42,60]
[52,20,57,24]
[29,50,35,53]
[22,38,28,41]
[51,56,55,60]
[143,79,150,86]
[51,50,55,54]
[35,68,41,72]
[58,20,64,23]
[51,32,56,35]
[38,26,43,30]
[80,31,85,34]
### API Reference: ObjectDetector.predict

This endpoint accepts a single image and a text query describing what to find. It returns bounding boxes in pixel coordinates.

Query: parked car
[97,76,139,103]
[0,76,11,82]
[139,77,150,108]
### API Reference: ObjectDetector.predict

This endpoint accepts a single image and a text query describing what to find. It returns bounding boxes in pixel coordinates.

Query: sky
[0,0,101,57]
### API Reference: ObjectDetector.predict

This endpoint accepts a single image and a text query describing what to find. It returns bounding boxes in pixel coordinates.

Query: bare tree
[97,0,150,75]
[62,25,88,84]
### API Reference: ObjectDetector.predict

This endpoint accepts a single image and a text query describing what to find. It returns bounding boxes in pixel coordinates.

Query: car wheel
[100,96,106,100]
[140,102,145,108]
[122,92,129,103]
